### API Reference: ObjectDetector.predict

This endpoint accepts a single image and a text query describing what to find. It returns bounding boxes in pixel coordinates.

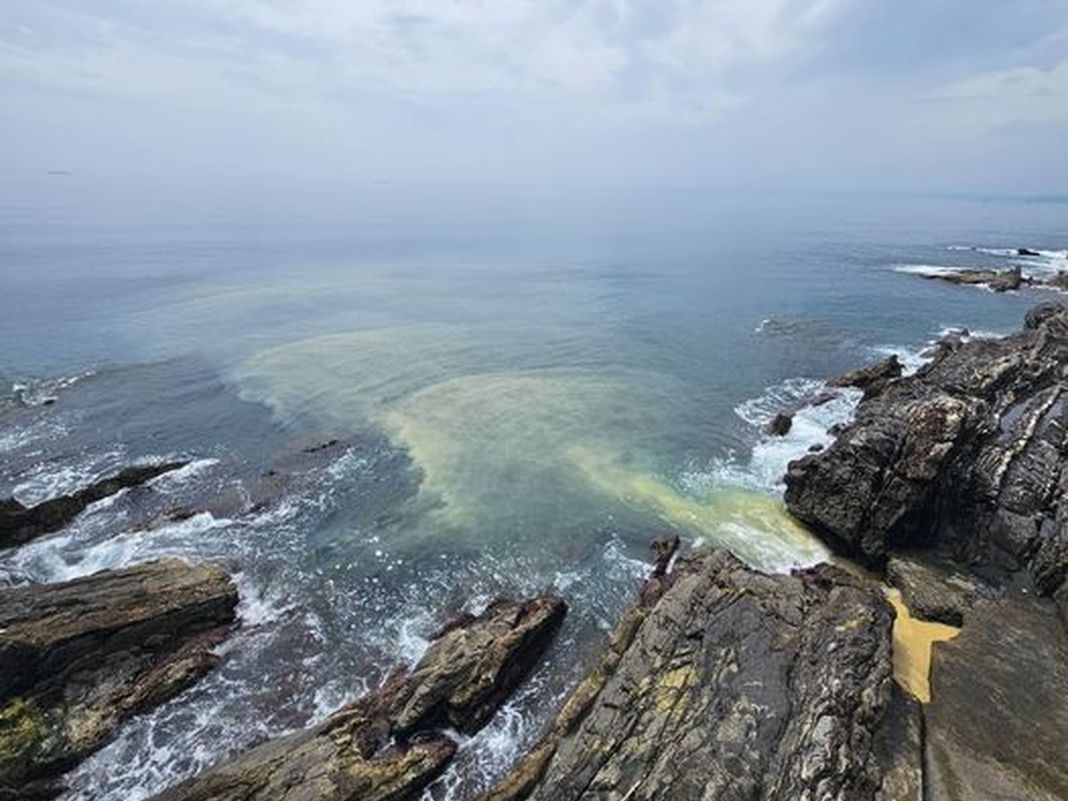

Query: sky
[2,0,1068,201]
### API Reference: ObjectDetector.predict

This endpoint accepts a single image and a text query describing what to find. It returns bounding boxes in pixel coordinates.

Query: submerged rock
[478,549,903,801]
[785,304,1068,612]
[0,462,188,548]
[0,559,237,798]
[152,593,566,801]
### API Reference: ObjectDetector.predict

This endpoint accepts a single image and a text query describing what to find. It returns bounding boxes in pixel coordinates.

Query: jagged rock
[152,593,565,801]
[829,354,902,394]
[0,560,237,797]
[477,549,903,801]
[1018,247,1042,257]
[925,594,1068,801]
[885,553,992,627]
[0,462,188,548]
[785,305,1068,608]
[765,410,794,436]
[389,595,566,736]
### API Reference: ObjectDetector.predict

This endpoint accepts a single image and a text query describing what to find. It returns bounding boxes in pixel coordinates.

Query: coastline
[2,295,1067,799]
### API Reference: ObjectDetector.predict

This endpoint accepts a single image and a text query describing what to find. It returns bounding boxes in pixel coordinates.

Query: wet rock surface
[0,462,188,548]
[0,559,238,798]
[765,410,793,436]
[152,593,566,801]
[477,549,903,801]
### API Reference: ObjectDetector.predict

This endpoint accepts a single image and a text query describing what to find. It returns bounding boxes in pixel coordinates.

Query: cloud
[926,58,1068,131]
[1,0,1067,193]
[1,0,855,117]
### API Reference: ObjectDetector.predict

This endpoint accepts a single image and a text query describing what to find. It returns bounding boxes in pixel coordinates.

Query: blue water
[0,186,1063,799]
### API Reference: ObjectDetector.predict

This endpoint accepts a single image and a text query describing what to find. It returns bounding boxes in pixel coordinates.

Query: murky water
[0,186,1061,798]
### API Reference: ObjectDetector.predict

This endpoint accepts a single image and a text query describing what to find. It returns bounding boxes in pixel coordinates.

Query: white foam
[12,448,127,506]
[870,344,928,377]
[8,370,94,407]
[892,264,960,277]
[726,377,862,494]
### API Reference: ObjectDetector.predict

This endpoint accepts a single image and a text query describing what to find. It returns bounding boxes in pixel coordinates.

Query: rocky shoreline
[2,304,1067,799]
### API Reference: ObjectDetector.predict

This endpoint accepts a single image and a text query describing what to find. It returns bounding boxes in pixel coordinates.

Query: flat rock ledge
[476,548,913,801]
[0,559,238,799]
[0,461,188,549]
[151,594,566,801]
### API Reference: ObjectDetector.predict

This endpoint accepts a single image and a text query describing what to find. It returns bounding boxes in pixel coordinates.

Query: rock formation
[910,266,1026,293]
[0,462,188,548]
[151,594,566,801]
[0,559,238,798]
[476,549,906,801]
[783,303,1068,800]
[785,302,1068,613]
[765,410,793,436]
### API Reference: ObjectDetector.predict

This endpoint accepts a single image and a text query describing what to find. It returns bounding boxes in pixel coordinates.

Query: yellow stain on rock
[886,588,960,703]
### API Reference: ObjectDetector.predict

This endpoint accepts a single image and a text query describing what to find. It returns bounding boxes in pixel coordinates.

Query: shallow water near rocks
[0,186,1062,799]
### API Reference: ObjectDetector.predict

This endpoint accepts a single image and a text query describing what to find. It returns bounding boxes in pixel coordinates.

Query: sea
[1,183,1064,800]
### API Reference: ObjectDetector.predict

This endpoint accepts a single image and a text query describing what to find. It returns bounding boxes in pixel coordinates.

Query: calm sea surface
[0,186,1063,799]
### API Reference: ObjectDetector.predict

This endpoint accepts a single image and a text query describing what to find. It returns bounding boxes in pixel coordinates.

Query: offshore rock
[925,594,1068,801]
[765,410,794,436]
[910,266,1027,293]
[785,304,1068,612]
[478,549,903,801]
[0,559,238,798]
[0,462,188,548]
[152,593,566,801]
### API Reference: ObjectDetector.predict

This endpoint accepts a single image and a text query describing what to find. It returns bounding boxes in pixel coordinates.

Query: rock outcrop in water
[0,559,237,799]
[152,594,566,801]
[785,302,1068,605]
[476,548,910,801]
[0,461,188,549]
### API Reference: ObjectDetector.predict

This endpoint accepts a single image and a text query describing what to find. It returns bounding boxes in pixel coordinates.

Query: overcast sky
[3,1,1067,199]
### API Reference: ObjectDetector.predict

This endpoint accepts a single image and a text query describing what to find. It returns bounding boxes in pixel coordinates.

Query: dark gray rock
[925,594,1068,801]
[785,305,1068,609]
[0,462,188,548]
[152,593,566,801]
[0,560,238,798]
[885,553,991,627]
[478,549,905,801]
[766,410,794,436]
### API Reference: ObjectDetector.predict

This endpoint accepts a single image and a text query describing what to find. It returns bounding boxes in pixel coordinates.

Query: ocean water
[0,185,1063,799]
